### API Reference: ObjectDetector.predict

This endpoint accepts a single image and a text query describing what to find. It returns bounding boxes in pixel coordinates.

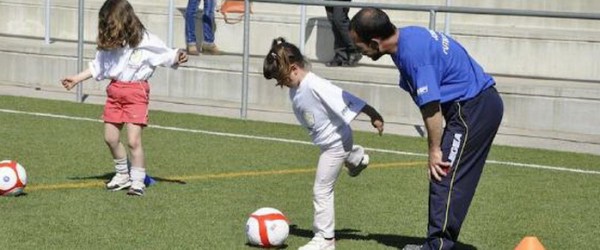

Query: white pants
[312,140,365,239]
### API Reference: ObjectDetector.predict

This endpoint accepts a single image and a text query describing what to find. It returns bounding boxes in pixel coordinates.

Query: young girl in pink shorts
[61,0,188,196]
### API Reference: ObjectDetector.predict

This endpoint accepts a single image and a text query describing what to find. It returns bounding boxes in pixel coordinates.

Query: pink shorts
[103,80,150,126]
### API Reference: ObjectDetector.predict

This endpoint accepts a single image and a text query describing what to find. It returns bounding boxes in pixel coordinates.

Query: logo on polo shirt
[341,101,354,116]
[441,33,450,55]
[303,111,315,129]
[417,86,428,95]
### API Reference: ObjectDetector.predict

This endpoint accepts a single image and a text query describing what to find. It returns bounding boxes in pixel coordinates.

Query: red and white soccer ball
[0,160,27,196]
[246,207,289,247]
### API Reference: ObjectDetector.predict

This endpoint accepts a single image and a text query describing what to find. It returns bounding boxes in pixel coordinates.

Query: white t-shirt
[89,31,179,82]
[290,72,366,150]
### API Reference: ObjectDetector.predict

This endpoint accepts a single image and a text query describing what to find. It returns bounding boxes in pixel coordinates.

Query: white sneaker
[106,173,131,191]
[348,154,369,177]
[298,237,335,250]
[126,181,145,196]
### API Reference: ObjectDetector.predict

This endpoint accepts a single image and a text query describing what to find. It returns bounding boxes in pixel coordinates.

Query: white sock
[130,166,146,184]
[113,158,128,174]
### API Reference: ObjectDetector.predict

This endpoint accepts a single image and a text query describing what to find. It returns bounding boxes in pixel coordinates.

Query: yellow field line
[27,181,105,191]
[26,161,425,192]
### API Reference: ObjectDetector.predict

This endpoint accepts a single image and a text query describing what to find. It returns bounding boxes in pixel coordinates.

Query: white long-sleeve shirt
[290,72,366,150]
[89,31,179,82]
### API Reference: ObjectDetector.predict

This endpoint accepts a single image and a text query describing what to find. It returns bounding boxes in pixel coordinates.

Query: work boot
[201,43,222,55]
[187,43,200,56]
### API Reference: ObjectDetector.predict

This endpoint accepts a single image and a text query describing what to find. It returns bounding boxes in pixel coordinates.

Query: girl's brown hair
[263,37,307,86]
[96,0,146,50]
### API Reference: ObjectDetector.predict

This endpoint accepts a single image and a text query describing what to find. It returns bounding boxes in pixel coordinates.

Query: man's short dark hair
[350,7,396,43]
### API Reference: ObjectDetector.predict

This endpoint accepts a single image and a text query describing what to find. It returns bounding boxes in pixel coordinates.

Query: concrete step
[2,0,600,81]
[0,34,599,156]
[2,0,600,155]
[5,0,600,41]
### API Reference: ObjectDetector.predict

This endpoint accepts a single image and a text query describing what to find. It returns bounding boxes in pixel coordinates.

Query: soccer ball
[246,207,289,247]
[0,160,27,196]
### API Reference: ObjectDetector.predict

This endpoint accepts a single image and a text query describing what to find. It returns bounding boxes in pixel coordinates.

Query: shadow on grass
[289,224,477,250]
[3,192,28,197]
[67,172,187,184]
[245,243,289,249]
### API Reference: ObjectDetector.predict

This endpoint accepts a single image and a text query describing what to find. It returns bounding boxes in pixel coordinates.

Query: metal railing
[239,0,600,119]
[44,1,600,110]
[45,0,51,45]
[76,0,84,102]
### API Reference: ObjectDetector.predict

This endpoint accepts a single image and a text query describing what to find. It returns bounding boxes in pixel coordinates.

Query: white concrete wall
[0,0,599,154]
[2,0,599,81]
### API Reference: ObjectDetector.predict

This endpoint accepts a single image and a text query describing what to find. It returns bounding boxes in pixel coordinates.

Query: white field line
[2,108,599,175]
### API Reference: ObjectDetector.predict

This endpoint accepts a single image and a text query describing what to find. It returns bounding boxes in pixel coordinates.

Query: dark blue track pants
[423,87,504,250]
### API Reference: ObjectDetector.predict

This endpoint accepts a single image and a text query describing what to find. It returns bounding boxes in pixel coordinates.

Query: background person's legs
[201,0,221,54]
[185,0,200,55]
[325,0,361,67]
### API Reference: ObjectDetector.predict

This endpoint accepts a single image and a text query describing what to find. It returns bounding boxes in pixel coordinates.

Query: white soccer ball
[0,160,27,196]
[246,207,289,247]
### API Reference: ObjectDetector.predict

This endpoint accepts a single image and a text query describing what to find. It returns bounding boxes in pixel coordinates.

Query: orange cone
[514,236,546,250]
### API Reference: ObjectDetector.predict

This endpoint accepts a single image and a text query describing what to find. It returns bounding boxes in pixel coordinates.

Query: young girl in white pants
[263,38,384,250]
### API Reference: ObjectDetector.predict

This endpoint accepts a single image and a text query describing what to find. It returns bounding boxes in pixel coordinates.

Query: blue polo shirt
[392,26,495,107]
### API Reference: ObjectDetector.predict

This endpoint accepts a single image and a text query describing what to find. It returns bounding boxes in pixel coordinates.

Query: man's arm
[421,101,451,181]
